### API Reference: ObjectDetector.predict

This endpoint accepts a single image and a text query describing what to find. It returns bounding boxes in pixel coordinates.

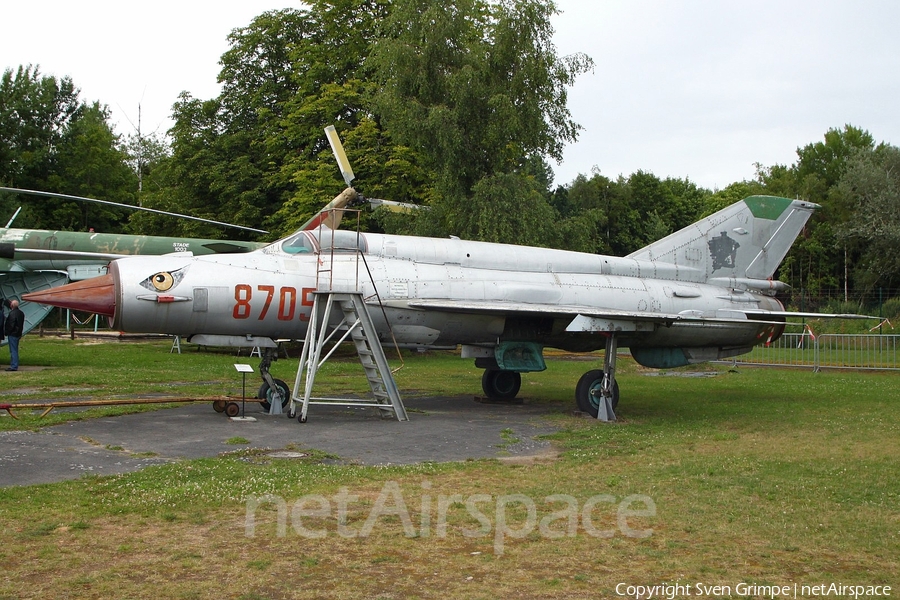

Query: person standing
[4,299,24,371]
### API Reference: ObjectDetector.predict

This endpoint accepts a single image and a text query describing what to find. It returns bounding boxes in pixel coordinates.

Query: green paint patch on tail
[744,195,793,220]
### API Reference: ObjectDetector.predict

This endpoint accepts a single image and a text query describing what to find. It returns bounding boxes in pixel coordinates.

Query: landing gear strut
[575,335,619,421]
[257,347,290,414]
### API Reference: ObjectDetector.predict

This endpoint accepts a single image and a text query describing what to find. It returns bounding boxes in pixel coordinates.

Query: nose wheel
[258,378,290,412]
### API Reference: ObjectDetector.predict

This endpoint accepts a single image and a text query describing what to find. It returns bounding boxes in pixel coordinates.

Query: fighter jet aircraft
[23,131,870,418]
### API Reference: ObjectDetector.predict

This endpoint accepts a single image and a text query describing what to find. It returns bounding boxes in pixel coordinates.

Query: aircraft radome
[23,135,872,419]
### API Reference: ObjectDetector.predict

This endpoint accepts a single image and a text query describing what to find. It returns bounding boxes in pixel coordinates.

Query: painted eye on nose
[151,272,175,291]
[139,266,187,293]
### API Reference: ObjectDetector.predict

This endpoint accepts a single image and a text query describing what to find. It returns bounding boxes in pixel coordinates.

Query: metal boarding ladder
[289,290,408,422]
[288,207,407,422]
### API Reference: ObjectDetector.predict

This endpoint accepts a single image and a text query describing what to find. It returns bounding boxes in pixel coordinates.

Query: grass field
[0,337,898,599]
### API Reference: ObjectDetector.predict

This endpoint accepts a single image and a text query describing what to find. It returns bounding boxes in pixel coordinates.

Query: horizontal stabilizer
[742,309,877,321]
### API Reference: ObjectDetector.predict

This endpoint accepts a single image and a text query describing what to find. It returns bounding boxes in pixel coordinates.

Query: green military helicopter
[0,187,268,338]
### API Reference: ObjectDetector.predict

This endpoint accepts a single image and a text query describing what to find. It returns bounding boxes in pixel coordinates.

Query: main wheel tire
[575,369,619,418]
[481,369,522,400]
[258,379,290,412]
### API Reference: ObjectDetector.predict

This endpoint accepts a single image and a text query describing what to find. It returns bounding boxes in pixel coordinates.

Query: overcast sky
[2,1,898,191]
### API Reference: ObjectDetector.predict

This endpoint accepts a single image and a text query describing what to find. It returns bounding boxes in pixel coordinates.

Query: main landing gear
[478,335,620,421]
[574,335,619,421]
[575,370,619,418]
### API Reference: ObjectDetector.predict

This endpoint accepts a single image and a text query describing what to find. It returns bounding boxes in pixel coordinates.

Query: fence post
[813,333,820,373]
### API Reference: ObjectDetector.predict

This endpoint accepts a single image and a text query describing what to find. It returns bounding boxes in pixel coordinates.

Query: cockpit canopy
[280,228,367,255]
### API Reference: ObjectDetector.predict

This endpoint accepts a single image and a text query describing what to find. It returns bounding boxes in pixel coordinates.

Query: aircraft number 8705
[233,284,316,321]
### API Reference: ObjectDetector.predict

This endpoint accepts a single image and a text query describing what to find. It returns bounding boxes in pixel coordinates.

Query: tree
[151,9,315,240]
[756,125,878,305]
[159,4,420,239]
[704,180,767,215]
[367,0,593,242]
[47,102,137,231]
[836,144,900,292]
[0,65,138,231]
[0,65,82,190]
[795,125,876,194]
[455,172,556,245]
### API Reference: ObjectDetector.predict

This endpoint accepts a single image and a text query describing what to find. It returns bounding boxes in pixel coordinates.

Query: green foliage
[0,65,138,231]
[703,180,767,215]
[47,103,137,231]
[458,172,556,245]
[795,124,876,192]
[554,169,711,255]
[879,296,900,320]
[835,144,900,291]
[756,125,884,304]
[368,0,593,239]
[0,65,82,188]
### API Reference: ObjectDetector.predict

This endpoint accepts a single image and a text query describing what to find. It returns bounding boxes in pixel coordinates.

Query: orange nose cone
[23,273,116,317]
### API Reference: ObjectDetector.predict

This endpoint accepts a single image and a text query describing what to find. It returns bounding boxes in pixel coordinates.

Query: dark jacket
[4,306,24,338]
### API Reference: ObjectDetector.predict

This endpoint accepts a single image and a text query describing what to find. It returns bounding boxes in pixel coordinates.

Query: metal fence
[725,333,900,371]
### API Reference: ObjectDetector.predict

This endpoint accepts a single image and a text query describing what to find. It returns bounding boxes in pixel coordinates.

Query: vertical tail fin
[626,196,818,287]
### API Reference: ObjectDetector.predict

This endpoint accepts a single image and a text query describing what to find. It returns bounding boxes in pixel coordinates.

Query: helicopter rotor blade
[0,187,268,234]
[324,125,355,188]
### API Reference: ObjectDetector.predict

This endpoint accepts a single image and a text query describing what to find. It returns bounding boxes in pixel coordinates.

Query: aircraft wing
[398,299,793,332]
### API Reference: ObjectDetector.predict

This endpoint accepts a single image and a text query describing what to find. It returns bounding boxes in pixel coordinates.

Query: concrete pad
[0,395,561,487]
